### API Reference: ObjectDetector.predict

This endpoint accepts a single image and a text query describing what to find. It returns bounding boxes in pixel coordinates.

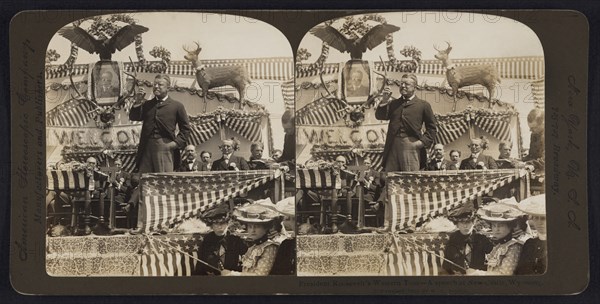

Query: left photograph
[44,12,296,276]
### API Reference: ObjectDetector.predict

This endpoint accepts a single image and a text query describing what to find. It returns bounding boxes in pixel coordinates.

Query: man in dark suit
[459,137,498,170]
[375,73,437,172]
[426,143,452,171]
[178,145,203,172]
[128,74,190,234]
[248,142,273,170]
[199,150,212,171]
[129,74,191,173]
[211,139,250,171]
[448,149,462,170]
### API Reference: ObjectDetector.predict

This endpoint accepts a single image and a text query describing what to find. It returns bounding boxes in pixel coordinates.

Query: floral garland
[342,105,366,128]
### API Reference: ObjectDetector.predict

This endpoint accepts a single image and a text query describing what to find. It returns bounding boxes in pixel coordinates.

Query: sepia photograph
[295,12,546,276]
[44,12,296,277]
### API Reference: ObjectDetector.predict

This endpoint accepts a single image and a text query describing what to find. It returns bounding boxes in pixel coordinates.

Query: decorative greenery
[149,46,171,64]
[295,48,312,66]
[46,49,61,67]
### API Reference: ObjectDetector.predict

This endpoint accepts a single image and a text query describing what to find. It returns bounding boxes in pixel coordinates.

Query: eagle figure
[309,23,400,60]
[58,24,149,61]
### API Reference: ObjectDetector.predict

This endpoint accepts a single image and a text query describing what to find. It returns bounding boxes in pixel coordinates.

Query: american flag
[473,113,512,142]
[46,169,88,191]
[530,77,545,105]
[225,114,262,143]
[46,98,96,127]
[297,168,341,189]
[140,170,280,233]
[296,97,345,126]
[139,233,202,276]
[383,233,449,276]
[387,169,527,231]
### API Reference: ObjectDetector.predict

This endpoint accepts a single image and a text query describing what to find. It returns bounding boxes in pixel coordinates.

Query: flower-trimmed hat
[477,203,525,222]
[232,204,283,224]
[516,194,546,217]
[200,204,231,225]
[447,203,477,223]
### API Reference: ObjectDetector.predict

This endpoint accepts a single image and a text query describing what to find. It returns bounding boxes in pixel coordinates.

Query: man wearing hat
[195,204,248,275]
[222,204,282,276]
[211,138,250,171]
[515,195,547,275]
[443,203,493,275]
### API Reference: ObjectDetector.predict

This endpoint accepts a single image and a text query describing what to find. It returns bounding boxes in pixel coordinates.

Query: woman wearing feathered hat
[515,195,547,275]
[221,204,283,276]
[442,202,493,275]
[472,203,525,275]
[194,204,248,275]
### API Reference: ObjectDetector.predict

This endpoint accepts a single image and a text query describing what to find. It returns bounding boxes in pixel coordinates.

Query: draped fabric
[140,170,280,233]
[296,98,345,126]
[387,169,528,231]
[46,99,96,127]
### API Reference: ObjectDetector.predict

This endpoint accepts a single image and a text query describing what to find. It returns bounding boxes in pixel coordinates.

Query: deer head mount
[182,41,251,111]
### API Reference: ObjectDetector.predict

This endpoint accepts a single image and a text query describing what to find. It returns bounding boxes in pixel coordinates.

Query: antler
[319,71,335,98]
[444,41,451,52]
[111,57,139,111]
[433,44,440,52]
[363,56,388,108]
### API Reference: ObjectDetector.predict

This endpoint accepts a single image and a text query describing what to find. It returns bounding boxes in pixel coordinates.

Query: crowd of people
[442,195,547,276]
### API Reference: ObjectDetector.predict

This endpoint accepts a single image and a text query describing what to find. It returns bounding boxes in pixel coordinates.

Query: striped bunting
[140,170,280,233]
[473,114,512,141]
[435,118,469,145]
[281,79,295,109]
[530,77,545,105]
[387,169,527,231]
[140,234,201,276]
[46,99,96,127]
[296,168,341,190]
[225,115,262,143]
[47,58,294,81]
[383,233,449,276]
[46,170,88,191]
[188,119,219,146]
[296,98,345,126]
[295,56,544,80]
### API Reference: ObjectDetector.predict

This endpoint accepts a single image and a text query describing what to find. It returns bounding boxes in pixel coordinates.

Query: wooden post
[347,165,370,228]
[99,166,120,231]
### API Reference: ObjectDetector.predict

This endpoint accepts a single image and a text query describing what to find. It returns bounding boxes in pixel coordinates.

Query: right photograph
[294,12,545,276]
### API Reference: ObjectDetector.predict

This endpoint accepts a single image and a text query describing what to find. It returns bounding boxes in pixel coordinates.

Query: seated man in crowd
[199,150,212,171]
[448,149,462,170]
[178,144,202,172]
[426,143,451,170]
[460,137,498,170]
[212,138,249,171]
[271,149,283,163]
[248,142,273,170]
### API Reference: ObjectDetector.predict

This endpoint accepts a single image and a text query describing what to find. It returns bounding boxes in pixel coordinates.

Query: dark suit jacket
[442,231,493,274]
[375,96,437,170]
[199,162,211,171]
[515,238,547,275]
[129,96,191,171]
[459,154,499,170]
[211,155,250,171]
[194,232,248,275]
[496,157,517,169]
[178,159,203,172]
[426,158,452,171]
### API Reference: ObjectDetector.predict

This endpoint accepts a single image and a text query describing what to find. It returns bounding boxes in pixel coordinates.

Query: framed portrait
[90,61,122,105]
[341,60,372,103]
